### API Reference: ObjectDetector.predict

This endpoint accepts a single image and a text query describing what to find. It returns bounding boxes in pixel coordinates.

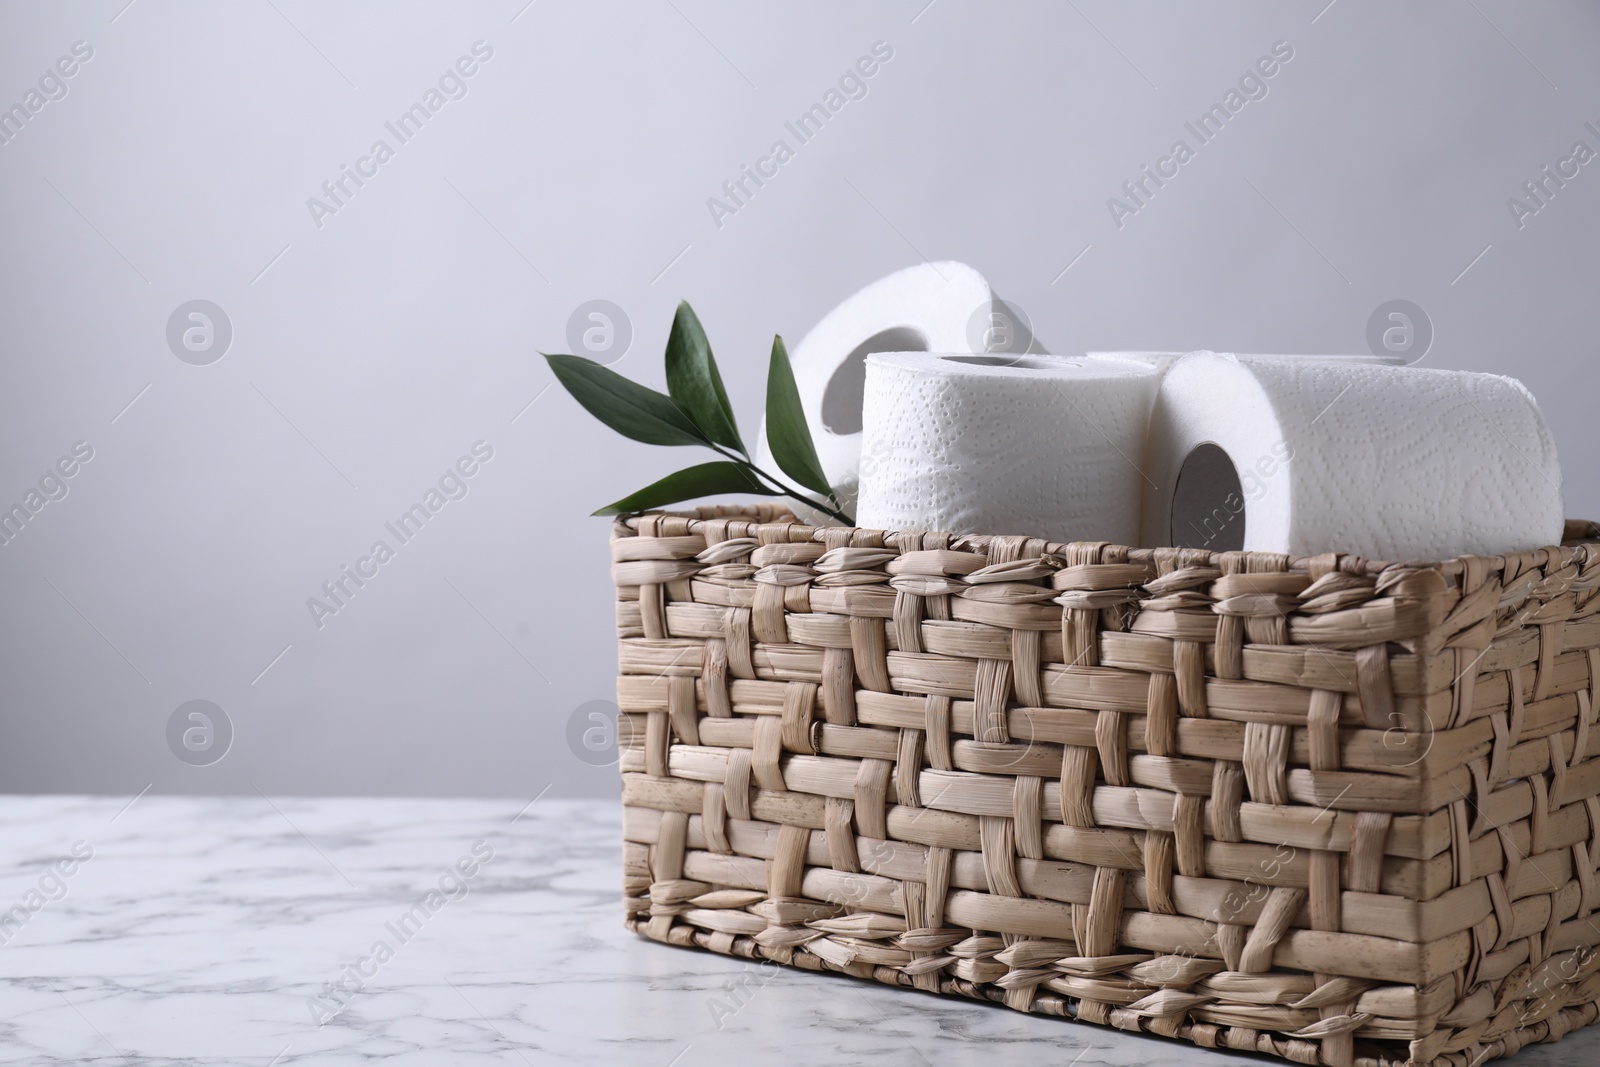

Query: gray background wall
[1,0,1595,799]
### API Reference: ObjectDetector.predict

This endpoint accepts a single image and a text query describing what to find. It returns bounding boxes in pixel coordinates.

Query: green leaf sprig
[544,301,853,523]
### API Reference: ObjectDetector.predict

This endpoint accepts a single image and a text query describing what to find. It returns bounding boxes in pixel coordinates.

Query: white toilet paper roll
[756,262,1041,522]
[1143,353,1564,560]
[855,353,1159,544]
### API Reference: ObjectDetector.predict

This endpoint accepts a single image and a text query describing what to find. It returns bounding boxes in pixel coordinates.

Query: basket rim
[616,504,1600,579]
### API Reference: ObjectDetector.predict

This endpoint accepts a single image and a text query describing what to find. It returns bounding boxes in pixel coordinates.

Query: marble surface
[2,795,1597,1067]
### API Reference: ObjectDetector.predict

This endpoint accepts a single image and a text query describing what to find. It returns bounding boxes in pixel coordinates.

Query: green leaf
[764,335,833,497]
[592,461,779,516]
[544,353,707,447]
[665,301,744,452]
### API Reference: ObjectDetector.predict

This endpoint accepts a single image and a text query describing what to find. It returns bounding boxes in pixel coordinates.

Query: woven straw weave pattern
[613,504,1600,1067]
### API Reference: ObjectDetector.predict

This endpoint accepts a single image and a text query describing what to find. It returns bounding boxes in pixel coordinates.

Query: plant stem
[709,445,854,525]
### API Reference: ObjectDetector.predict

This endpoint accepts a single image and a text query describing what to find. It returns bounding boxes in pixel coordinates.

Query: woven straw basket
[613,503,1600,1067]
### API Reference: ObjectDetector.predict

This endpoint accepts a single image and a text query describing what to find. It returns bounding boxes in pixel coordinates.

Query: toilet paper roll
[1143,352,1564,560]
[756,262,1041,523]
[855,353,1159,544]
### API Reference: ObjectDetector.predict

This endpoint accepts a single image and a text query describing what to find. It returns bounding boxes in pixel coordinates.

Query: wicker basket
[613,503,1600,1067]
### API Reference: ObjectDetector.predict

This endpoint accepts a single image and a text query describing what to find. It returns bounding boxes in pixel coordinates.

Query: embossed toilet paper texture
[855,353,1157,544]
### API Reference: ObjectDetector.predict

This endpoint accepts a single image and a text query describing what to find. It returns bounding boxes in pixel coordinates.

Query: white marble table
[2,795,1597,1067]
